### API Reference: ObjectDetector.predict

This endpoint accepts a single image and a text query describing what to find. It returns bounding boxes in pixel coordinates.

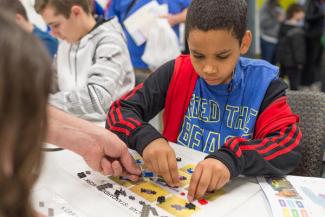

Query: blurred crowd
[260,0,325,92]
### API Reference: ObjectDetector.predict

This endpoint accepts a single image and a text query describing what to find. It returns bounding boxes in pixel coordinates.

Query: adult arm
[46,106,141,179]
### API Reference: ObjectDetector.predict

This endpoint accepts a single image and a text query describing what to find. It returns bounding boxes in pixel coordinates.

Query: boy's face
[293,11,305,23]
[41,5,83,43]
[188,29,251,85]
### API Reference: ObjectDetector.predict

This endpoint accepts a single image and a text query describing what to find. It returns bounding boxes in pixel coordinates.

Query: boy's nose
[202,65,216,75]
[51,29,60,38]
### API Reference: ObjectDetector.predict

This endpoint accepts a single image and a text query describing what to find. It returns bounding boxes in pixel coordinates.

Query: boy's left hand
[187,158,230,202]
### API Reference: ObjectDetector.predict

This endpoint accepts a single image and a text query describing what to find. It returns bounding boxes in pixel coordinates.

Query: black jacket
[277,22,306,67]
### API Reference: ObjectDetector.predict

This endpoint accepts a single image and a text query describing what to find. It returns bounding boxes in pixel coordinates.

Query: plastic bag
[142,18,181,71]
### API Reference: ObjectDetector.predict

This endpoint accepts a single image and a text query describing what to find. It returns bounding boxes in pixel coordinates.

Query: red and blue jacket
[107,55,302,178]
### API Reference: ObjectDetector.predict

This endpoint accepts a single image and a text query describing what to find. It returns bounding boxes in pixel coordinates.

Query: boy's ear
[240,31,252,55]
[15,14,25,23]
[70,5,83,17]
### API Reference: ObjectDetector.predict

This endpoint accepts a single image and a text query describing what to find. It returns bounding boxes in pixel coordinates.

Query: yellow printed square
[178,170,191,187]
[158,195,199,217]
[180,164,196,175]
[130,182,170,202]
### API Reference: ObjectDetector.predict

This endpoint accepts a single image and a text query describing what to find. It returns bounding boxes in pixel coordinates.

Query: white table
[33,143,272,217]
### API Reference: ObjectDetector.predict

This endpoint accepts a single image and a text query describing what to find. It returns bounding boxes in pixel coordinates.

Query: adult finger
[112,160,123,177]
[119,149,141,175]
[100,157,113,176]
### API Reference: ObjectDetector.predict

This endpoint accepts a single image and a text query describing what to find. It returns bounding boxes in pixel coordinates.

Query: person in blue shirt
[0,0,58,58]
[108,0,191,84]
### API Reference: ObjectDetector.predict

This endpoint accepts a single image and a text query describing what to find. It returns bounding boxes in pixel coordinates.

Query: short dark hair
[35,0,91,18]
[286,3,304,20]
[185,0,248,43]
[0,0,28,20]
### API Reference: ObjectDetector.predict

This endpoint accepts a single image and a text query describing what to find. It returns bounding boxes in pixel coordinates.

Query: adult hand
[142,138,180,187]
[46,106,141,181]
[187,158,230,202]
[79,129,141,181]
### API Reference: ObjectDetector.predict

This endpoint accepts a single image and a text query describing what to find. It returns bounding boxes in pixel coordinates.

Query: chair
[286,90,325,177]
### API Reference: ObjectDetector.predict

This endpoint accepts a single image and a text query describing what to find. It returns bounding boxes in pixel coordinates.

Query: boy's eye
[193,54,204,59]
[51,24,60,29]
[217,55,229,60]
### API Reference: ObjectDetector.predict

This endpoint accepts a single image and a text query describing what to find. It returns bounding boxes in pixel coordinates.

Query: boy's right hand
[142,138,180,187]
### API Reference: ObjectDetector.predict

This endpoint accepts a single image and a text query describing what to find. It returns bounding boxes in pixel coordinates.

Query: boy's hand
[142,138,180,187]
[187,158,230,202]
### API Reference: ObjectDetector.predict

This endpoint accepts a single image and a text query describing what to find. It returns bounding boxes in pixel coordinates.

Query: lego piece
[179,175,187,181]
[105,183,113,188]
[157,196,165,204]
[114,190,120,199]
[141,188,157,195]
[97,185,106,191]
[198,199,208,205]
[48,208,54,217]
[187,168,194,174]
[143,171,154,177]
[150,207,159,216]
[140,204,150,217]
[185,202,196,210]
[171,204,185,211]
[119,188,126,197]
[77,172,86,179]
[97,183,113,191]
[139,201,146,205]
[136,159,142,164]
[85,171,91,175]
[180,192,186,196]
[129,195,135,200]
[176,157,182,162]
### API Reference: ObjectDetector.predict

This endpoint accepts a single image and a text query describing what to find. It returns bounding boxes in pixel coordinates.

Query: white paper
[123,1,168,46]
[258,176,325,217]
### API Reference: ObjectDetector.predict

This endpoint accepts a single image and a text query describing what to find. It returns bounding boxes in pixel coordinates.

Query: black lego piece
[176,157,182,162]
[185,202,196,210]
[114,190,120,199]
[129,195,135,200]
[139,201,146,205]
[77,172,86,179]
[119,188,127,197]
[157,196,165,204]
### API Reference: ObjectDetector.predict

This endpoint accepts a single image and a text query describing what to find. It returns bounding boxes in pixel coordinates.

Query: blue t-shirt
[177,58,279,154]
[108,0,191,69]
[32,26,58,58]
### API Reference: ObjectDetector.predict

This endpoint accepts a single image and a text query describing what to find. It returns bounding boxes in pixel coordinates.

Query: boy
[277,3,306,90]
[107,0,302,202]
[0,0,58,58]
[35,0,135,121]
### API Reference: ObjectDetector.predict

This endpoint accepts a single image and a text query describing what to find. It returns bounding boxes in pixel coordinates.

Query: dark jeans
[260,38,277,65]
[281,66,302,91]
[301,34,323,86]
